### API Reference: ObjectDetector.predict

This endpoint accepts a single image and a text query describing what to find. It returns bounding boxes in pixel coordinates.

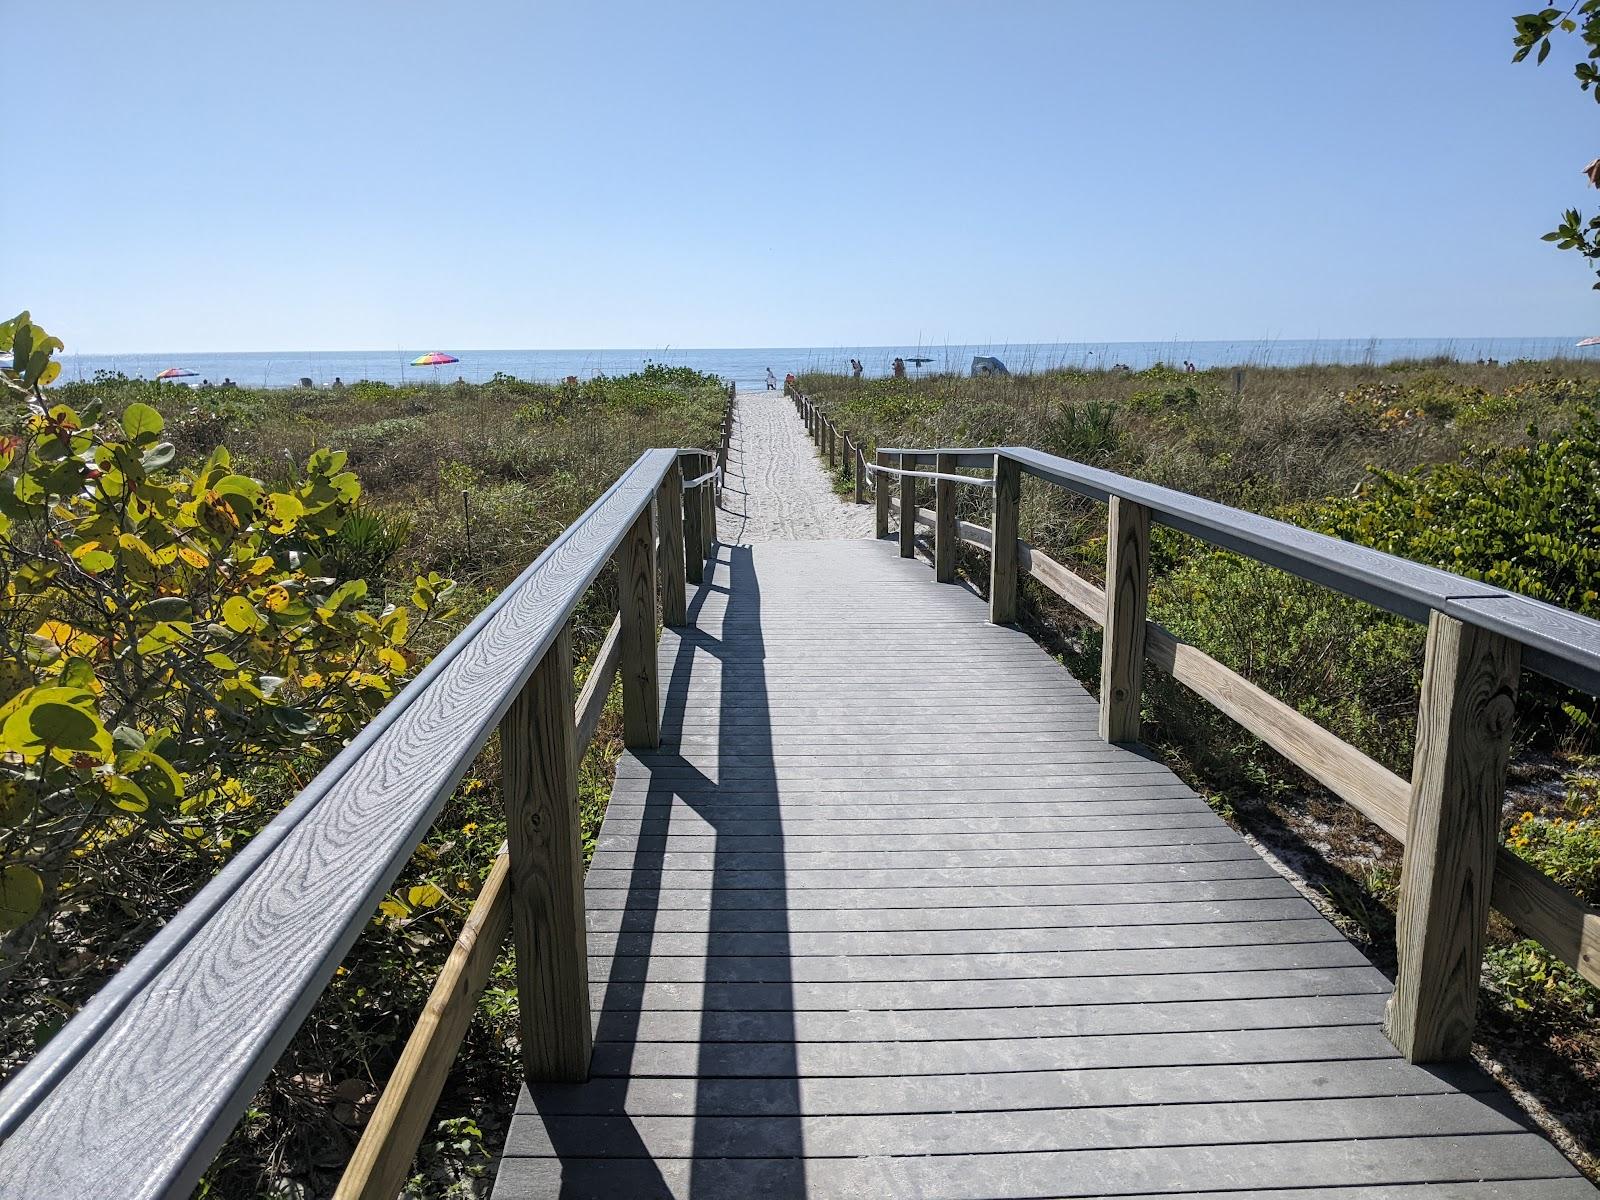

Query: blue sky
[14,1,1600,351]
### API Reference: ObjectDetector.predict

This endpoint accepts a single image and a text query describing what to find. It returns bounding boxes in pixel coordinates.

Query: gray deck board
[493,539,1593,1198]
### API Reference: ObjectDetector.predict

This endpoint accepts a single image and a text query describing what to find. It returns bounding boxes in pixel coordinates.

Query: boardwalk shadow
[532,543,806,1198]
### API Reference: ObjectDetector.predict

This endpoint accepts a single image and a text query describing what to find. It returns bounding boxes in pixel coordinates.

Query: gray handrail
[862,460,994,487]
[801,400,1600,692]
[996,445,1600,693]
[0,447,698,1200]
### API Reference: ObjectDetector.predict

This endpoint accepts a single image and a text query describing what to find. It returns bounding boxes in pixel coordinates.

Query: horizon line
[56,333,1593,358]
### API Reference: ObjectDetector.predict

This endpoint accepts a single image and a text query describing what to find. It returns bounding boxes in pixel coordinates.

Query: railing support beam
[501,624,591,1084]
[898,452,916,559]
[990,454,1021,624]
[684,455,706,587]
[854,445,866,505]
[1386,613,1519,1062]
[875,451,891,538]
[934,452,958,583]
[702,463,717,555]
[618,505,660,748]
[1099,496,1150,743]
[657,463,686,627]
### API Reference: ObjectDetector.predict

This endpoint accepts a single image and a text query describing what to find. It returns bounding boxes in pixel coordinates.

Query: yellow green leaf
[221,596,262,633]
[407,882,446,909]
[0,864,43,932]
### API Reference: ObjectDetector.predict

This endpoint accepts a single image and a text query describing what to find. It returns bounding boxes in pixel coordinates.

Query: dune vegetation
[798,357,1600,1174]
[0,315,729,1197]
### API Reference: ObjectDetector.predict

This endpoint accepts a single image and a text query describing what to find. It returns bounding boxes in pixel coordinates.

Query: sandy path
[717,389,877,542]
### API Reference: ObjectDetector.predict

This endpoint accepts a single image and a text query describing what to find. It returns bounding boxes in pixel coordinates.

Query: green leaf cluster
[0,326,457,940]
[1318,407,1600,615]
[1511,4,1600,284]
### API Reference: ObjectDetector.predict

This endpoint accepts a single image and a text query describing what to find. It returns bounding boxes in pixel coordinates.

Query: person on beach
[766,367,777,390]
[892,357,906,378]
[851,358,863,378]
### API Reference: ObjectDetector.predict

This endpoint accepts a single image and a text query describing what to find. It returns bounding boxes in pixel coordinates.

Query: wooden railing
[787,383,870,505]
[789,389,1600,1065]
[0,448,722,1200]
[717,380,735,497]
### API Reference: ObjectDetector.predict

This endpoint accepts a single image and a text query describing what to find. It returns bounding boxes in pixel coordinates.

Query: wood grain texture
[656,465,686,628]
[1387,613,1520,1062]
[335,848,512,1200]
[1100,496,1151,744]
[0,450,676,1200]
[990,453,1020,623]
[617,505,660,750]
[338,604,625,1198]
[1022,541,1104,622]
[934,452,958,583]
[1145,624,1411,842]
[503,624,592,1083]
[494,539,1588,1200]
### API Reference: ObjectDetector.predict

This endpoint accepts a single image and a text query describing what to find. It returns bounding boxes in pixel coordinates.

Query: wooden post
[990,453,1020,624]
[854,445,866,505]
[1099,496,1150,744]
[898,453,916,559]
[934,452,957,583]
[501,625,590,1083]
[1385,613,1519,1062]
[702,465,717,555]
[617,505,659,748]
[657,463,686,627]
[684,456,705,587]
[875,451,891,538]
[827,422,836,469]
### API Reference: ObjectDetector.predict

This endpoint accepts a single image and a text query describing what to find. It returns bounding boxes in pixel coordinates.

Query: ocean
[53,337,1595,392]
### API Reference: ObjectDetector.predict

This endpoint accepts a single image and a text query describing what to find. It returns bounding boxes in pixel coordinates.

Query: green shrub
[321,504,412,583]
[1506,774,1600,902]
[1044,400,1120,457]
[1151,545,1425,776]
[1484,938,1599,1023]
[1320,407,1600,615]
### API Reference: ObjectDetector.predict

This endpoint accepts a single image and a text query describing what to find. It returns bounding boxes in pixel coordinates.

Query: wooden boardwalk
[494,538,1594,1199]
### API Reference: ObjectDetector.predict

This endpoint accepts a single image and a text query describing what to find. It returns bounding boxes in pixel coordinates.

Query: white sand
[716,389,877,542]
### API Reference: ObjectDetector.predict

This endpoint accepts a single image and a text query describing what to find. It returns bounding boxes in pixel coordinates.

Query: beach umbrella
[155,367,197,382]
[411,351,459,372]
[1579,337,1600,347]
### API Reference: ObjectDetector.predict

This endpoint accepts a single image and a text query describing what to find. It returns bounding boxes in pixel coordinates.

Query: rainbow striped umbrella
[410,352,458,367]
[155,367,197,380]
